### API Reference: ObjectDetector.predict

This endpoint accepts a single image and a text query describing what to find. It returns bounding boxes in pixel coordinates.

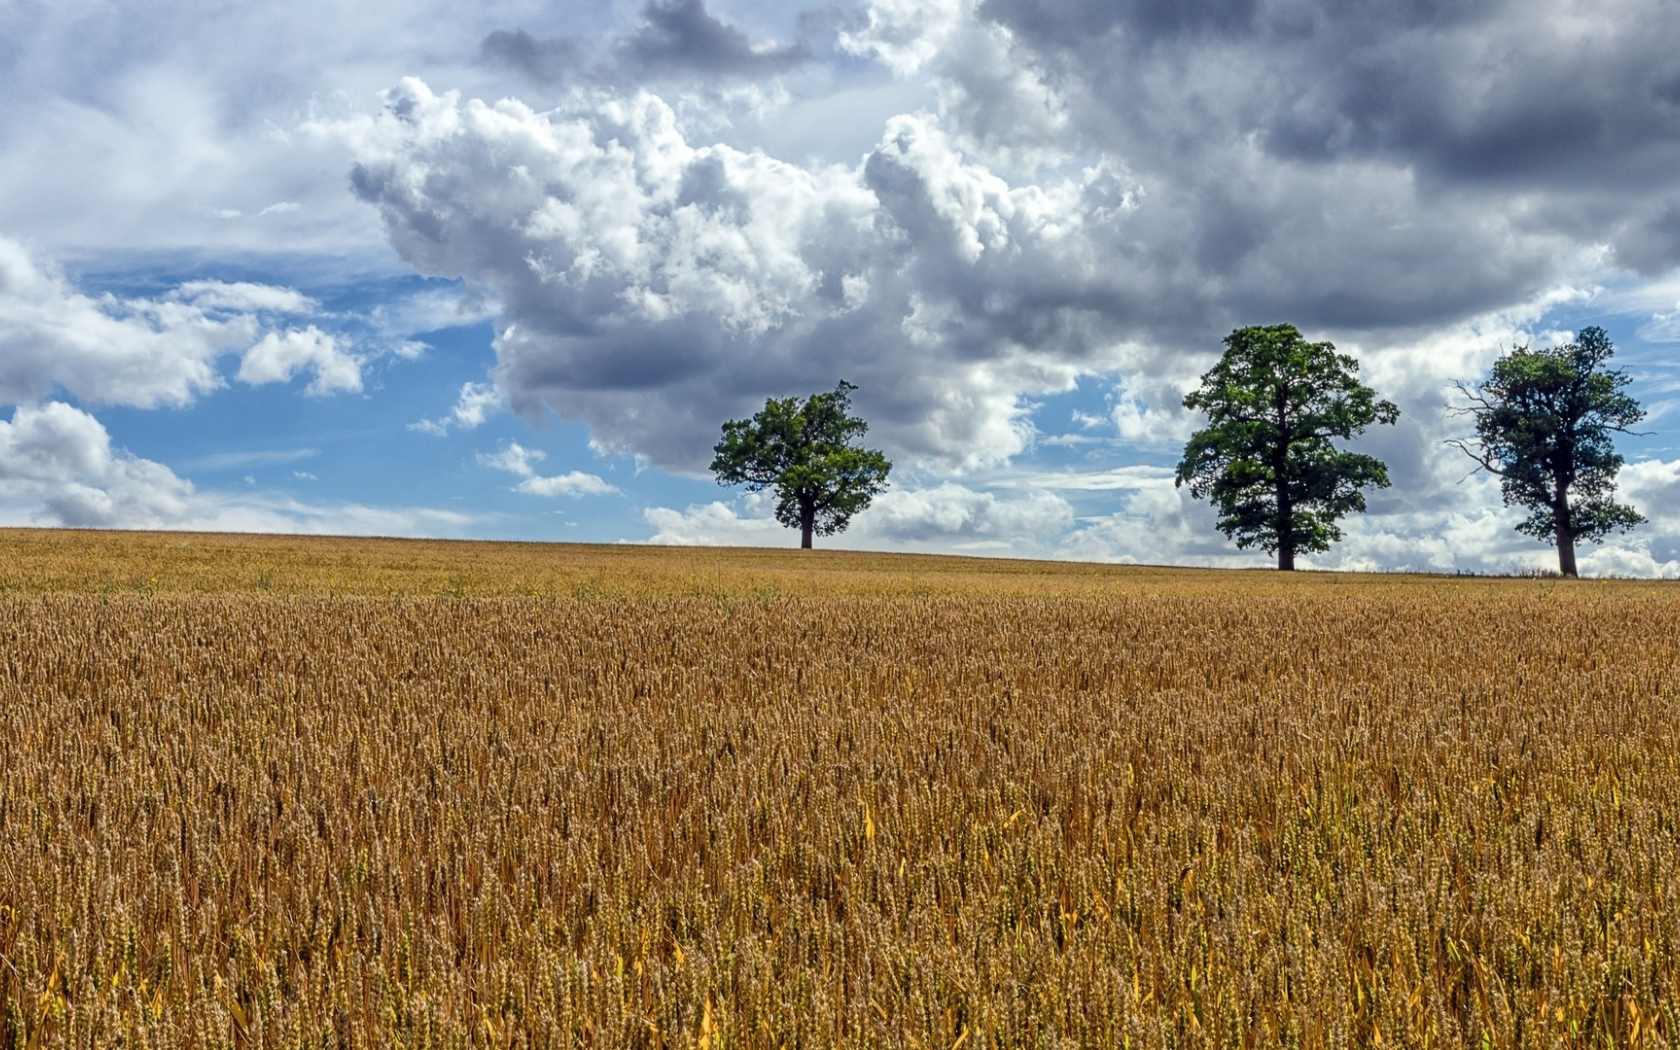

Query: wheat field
[4,529,1680,1048]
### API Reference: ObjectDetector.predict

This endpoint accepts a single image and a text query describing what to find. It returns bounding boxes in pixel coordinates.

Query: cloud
[481,0,809,86]
[515,472,619,498]
[645,481,1073,552]
[616,0,809,79]
[861,482,1073,544]
[974,0,1680,285]
[841,0,1068,165]
[194,495,477,537]
[478,30,588,86]
[644,498,786,546]
[327,79,1136,471]
[333,0,1676,487]
[237,327,363,395]
[0,401,196,527]
[838,0,960,77]
[480,442,619,497]
[1056,479,1252,567]
[0,236,362,406]
[361,284,500,352]
[12,0,1680,571]
[0,400,476,535]
[0,235,250,407]
[413,380,504,435]
[1613,458,1680,575]
[0,0,560,263]
[1016,465,1178,491]
[186,447,320,471]
[1035,450,1680,577]
[172,280,316,314]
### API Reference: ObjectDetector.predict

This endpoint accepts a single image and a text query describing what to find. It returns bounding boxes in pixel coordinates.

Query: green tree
[711,381,892,549]
[1175,324,1399,570]
[1449,326,1645,578]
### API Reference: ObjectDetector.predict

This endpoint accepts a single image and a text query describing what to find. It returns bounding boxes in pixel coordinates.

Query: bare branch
[1442,438,1507,479]
[1445,379,1495,415]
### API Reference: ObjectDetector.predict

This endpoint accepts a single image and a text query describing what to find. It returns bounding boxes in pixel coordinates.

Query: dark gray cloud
[1615,198,1680,276]
[481,0,809,86]
[974,0,1680,321]
[478,30,587,85]
[616,0,809,77]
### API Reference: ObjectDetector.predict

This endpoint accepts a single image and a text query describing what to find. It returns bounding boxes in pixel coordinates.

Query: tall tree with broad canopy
[1176,324,1399,570]
[711,381,892,549]
[1449,327,1645,578]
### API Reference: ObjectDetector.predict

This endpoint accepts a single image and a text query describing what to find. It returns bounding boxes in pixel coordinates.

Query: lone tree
[1176,324,1399,570]
[711,381,892,549]
[1449,326,1645,578]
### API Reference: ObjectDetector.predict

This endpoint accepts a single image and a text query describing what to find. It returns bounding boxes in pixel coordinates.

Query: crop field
[4,529,1680,1048]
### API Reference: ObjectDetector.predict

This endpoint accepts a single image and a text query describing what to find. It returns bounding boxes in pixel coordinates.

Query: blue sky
[3,0,1680,573]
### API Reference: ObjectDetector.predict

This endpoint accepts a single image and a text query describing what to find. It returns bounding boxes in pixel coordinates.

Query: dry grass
[0,527,1181,599]
[0,527,1599,599]
[3,528,1680,1048]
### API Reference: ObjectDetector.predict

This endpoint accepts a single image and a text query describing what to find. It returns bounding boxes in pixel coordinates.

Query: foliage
[1176,324,1399,569]
[1451,326,1645,576]
[711,381,892,548]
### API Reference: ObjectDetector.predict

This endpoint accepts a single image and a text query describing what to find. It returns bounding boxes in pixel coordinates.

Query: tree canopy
[1175,324,1399,570]
[1450,326,1645,577]
[711,381,892,549]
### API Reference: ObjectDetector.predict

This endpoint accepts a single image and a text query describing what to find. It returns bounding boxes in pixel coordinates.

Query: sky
[3,0,1680,573]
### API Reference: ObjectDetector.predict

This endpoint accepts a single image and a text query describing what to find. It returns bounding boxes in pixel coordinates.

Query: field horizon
[5,527,1680,1047]
[0,526,1664,598]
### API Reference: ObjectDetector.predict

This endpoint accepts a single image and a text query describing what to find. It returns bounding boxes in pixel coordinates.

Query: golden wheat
[2,529,1679,1047]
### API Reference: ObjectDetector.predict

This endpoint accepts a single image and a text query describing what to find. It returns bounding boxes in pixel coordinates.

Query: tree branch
[1446,380,1495,415]
[1443,438,1508,479]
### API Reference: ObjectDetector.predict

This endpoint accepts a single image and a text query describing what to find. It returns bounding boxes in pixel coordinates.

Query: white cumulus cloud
[862,482,1073,545]
[413,380,504,435]
[322,77,1126,472]
[645,481,1073,553]
[237,327,363,396]
[0,236,363,406]
[172,280,317,314]
[0,236,250,408]
[0,401,195,527]
[0,400,477,536]
[480,441,619,497]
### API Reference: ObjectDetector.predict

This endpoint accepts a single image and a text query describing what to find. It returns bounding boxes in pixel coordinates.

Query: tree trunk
[1276,472,1294,571]
[1555,501,1577,578]
[800,500,815,550]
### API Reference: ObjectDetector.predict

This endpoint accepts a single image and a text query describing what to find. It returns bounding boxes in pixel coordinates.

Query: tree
[1449,327,1645,578]
[1175,324,1399,570]
[711,381,892,549]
